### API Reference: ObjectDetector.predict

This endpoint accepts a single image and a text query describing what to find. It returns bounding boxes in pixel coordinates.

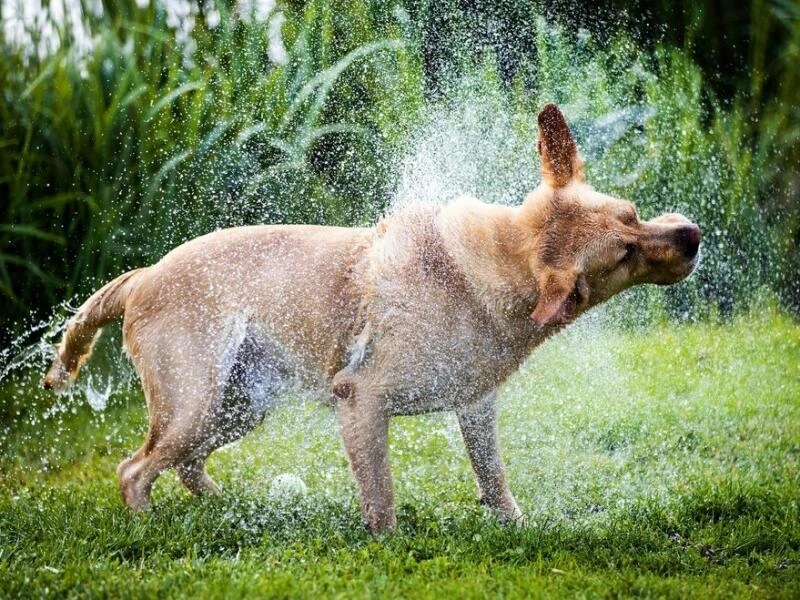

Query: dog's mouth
[678,243,702,280]
[651,254,700,285]
[688,250,701,272]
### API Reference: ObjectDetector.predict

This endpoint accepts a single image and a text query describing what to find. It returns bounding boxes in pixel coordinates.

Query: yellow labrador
[44,104,700,532]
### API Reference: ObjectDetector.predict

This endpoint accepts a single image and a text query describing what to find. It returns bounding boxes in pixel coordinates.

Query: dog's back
[125,224,376,382]
[46,224,375,392]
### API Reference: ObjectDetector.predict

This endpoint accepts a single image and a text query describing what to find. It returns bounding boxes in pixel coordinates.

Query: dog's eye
[620,243,636,263]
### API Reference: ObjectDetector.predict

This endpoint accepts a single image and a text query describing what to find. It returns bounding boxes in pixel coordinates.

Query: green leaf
[0,225,64,245]
[145,81,206,123]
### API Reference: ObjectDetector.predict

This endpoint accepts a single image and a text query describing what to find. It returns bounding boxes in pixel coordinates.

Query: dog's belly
[383,354,511,416]
[206,321,325,445]
[371,321,529,416]
[387,389,471,416]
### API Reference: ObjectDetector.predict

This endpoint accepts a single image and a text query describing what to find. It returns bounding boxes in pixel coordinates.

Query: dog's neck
[436,196,538,321]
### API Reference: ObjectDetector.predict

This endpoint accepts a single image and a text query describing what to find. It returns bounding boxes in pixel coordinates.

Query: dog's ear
[531,268,579,328]
[537,103,582,187]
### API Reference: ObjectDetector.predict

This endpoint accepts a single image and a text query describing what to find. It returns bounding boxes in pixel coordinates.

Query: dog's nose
[675,224,701,259]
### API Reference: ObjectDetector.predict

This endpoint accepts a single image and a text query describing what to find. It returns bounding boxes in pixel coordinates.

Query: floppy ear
[530,268,579,328]
[537,103,580,187]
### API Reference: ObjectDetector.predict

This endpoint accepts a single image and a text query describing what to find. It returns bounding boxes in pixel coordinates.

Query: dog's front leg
[457,393,524,525]
[335,387,396,533]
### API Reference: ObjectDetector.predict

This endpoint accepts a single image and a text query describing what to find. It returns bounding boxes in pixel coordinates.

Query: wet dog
[44,104,700,532]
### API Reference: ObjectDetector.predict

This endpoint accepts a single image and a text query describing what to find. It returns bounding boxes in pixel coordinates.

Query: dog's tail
[43,268,147,391]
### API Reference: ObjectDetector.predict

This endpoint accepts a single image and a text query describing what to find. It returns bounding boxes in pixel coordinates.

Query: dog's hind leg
[175,320,282,499]
[117,441,171,510]
[176,456,220,496]
[118,329,222,510]
[117,380,213,510]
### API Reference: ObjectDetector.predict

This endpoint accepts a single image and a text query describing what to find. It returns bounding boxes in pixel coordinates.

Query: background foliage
[1,0,798,341]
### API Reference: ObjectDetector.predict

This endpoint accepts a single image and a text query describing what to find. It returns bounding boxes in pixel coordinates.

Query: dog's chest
[360,296,535,414]
[350,206,540,413]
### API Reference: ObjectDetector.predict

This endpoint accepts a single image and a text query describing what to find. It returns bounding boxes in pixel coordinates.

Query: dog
[43,104,700,532]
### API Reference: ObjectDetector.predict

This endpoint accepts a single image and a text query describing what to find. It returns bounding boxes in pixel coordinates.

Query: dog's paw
[504,511,528,528]
[42,355,71,393]
[480,497,527,528]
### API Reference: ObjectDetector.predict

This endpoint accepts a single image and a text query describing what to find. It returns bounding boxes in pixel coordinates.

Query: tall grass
[0,0,797,339]
[0,0,423,332]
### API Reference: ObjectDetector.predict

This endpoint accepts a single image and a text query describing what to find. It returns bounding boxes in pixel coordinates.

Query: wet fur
[44,104,700,531]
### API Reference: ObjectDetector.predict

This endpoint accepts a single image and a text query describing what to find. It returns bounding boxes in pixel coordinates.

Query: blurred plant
[0,0,422,337]
[1,0,101,62]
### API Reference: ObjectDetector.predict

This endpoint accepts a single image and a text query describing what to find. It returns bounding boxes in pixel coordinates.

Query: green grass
[1,309,798,597]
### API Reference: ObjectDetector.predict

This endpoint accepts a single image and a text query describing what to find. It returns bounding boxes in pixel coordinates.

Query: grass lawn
[1,309,798,598]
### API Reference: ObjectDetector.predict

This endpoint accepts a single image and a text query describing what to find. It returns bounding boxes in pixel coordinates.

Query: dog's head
[524,103,701,328]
